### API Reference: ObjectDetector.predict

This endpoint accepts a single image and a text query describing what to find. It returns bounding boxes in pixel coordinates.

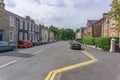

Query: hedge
[83,37,119,50]
[83,38,95,45]
[95,37,119,50]
[75,38,82,42]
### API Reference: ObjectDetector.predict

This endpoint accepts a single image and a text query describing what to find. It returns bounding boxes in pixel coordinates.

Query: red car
[17,41,33,48]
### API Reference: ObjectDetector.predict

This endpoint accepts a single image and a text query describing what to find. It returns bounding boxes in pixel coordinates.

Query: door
[0,34,2,41]
[0,30,3,41]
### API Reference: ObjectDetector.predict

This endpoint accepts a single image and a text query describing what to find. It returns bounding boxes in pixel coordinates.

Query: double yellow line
[45,50,98,80]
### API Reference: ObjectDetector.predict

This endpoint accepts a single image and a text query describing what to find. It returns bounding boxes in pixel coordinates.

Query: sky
[5,0,112,29]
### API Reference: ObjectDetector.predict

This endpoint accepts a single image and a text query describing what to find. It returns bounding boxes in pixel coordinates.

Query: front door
[0,30,3,41]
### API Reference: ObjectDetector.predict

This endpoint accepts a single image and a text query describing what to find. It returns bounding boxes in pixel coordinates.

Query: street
[0,41,120,80]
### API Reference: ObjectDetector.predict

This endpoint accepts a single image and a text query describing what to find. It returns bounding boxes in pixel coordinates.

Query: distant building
[76,31,81,39]
[92,13,108,37]
[18,16,40,42]
[80,27,85,38]
[49,31,54,41]
[39,25,49,42]
[84,20,98,38]
[83,13,108,38]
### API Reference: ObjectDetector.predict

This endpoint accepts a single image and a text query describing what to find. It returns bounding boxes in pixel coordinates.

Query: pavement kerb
[45,50,98,80]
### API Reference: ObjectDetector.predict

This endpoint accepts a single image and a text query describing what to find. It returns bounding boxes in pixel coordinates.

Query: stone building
[84,20,98,38]
[0,0,40,43]
[0,0,18,42]
[49,31,54,41]
[39,25,49,42]
[92,13,108,37]
[76,32,81,39]
[18,16,40,42]
[83,13,108,38]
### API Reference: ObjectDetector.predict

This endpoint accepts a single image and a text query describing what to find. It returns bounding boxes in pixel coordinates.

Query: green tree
[49,25,59,39]
[109,0,120,32]
[109,0,120,47]
[58,28,75,40]
[75,29,80,33]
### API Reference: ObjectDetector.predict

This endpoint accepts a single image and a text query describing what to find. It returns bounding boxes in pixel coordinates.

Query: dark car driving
[0,41,16,52]
[70,41,81,50]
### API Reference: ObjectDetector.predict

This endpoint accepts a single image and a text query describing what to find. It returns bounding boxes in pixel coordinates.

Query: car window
[0,42,9,46]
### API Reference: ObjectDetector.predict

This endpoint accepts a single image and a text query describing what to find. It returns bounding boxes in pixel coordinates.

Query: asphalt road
[0,41,89,80]
[1,41,120,80]
[60,45,120,80]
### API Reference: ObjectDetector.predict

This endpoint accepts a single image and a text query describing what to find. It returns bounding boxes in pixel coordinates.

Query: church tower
[0,0,5,10]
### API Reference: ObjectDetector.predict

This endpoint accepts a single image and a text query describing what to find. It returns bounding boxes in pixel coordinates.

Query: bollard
[110,38,116,52]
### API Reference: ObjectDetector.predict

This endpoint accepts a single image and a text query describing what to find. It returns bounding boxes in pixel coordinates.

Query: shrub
[83,38,95,45]
[95,37,119,50]
[83,37,119,50]
[75,38,82,42]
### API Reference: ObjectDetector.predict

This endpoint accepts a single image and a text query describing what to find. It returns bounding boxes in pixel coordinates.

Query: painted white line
[0,60,17,69]
[33,49,44,55]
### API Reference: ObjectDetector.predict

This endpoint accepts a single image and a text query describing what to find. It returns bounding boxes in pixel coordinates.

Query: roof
[87,20,99,26]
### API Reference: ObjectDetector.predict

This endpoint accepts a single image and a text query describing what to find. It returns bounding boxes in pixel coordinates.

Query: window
[37,35,39,40]
[33,35,35,41]
[9,32,14,42]
[35,25,37,32]
[29,35,32,41]
[24,33,27,40]
[20,19,23,29]
[111,19,116,28]
[10,16,14,27]
[37,26,39,32]
[29,23,31,31]
[19,32,23,41]
[25,21,28,30]
[111,32,115,37]
[33,25,35,32]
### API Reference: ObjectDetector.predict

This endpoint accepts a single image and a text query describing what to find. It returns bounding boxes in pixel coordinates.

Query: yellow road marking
[45,50,98,80]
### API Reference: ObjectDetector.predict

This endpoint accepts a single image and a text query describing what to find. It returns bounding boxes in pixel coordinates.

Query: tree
[49,25,59,39]
[109,0,120,47]
[75,29,80,33]
[58,28,75,40]
[109,0,120,32]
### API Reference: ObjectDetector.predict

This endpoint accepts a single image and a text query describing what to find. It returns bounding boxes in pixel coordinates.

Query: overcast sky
[5,0,112,29]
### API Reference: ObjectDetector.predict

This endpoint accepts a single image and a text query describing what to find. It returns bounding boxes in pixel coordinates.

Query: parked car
[69,40,73,44]
[0,41,16,52]
[70,41,81,50]
[49,40,54,43]
[41,40,48,44]
[37,41,42,45]
[17,40,33,48]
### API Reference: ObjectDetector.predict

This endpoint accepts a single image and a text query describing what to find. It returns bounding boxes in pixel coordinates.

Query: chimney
[25,16,31,20]
[103,13,108,19]
[0,0,5,10]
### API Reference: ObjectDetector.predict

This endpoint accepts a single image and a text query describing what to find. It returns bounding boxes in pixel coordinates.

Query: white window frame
[111,19,116,28]
[111,32,115,37]
[20,19,23,29]
[25,21,27,30]
[24,33,27,40]
[10,16,14,27]
[37,26,39,32]
[37,34,39,40]
[29,35,32,41]
[29,23,31,31]
[19,32,23,41]
[9,31,14,42]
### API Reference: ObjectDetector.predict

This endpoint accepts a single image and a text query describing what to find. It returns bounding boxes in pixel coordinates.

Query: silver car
[0,41,16,52]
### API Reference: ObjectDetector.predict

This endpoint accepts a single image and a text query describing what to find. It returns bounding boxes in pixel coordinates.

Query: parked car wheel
[12,47,16,51]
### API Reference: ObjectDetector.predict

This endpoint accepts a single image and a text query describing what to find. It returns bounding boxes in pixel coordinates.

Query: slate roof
[87,20,99,26]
